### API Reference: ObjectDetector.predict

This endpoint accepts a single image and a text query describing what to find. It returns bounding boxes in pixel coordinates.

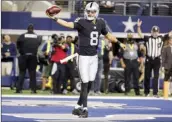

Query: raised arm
[47,14,74,29]
[137,19,144,38]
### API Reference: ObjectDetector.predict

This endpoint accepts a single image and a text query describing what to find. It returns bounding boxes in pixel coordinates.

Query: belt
[146,56,160,60]
[25,53,33,55]
[20,53,35,56]
[124,58,137,61]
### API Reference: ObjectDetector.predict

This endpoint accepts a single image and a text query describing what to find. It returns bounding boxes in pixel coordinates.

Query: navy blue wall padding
[2,12,172,33]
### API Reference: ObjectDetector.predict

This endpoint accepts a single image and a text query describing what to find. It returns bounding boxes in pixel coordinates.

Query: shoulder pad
[74,17,84,23]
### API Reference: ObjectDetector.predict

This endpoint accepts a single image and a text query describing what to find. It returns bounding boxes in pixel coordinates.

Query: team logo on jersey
[94,26,96,29]
[74,17,81,23]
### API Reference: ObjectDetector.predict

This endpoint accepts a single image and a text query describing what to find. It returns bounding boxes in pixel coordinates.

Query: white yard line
[2,95,172,100]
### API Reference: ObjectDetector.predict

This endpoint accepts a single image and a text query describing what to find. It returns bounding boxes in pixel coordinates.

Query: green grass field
[1,88,165,97]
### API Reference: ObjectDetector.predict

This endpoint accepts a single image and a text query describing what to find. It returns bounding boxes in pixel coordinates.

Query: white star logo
[94,26,96,29]
[122,16,137,32]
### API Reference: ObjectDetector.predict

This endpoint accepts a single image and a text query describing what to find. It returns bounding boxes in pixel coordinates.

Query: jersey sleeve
[73,18,83,31]
[101,19,108,35]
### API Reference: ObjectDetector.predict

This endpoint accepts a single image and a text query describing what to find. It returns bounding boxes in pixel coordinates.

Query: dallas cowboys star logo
[94,26,96,29]
[122,16,137,32]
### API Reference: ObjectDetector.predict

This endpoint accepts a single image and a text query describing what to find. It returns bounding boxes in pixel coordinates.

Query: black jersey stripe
[146,37,163,58]
[90,2,93,8]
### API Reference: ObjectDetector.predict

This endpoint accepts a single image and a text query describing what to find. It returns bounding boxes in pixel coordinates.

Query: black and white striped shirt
[144,36,164,58]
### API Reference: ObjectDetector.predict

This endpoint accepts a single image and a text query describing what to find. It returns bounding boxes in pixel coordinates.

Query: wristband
[53,17,58,22]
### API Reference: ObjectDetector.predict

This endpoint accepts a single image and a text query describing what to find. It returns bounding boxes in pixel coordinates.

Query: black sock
[77,91,82,106]
[77,82,88,108]
[88,81,92,93]
[77,83,83,106]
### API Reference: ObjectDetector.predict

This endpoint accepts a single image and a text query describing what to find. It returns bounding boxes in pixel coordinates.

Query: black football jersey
[74,18,108,56]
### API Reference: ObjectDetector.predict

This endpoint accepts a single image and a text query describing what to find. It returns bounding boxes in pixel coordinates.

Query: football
[46,5,61,16]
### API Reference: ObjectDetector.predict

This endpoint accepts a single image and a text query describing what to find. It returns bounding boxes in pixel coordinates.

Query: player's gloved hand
[46,12,58,21]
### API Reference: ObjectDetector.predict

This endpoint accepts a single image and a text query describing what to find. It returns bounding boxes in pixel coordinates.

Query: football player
[47,2,126,118]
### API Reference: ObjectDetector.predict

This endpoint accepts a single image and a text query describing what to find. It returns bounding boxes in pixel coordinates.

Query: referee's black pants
[124,59,140,95]
[144,57,160,95]
[16,55,37,92]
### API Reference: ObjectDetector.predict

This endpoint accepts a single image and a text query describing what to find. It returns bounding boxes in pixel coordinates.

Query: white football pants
[78,55,98,83]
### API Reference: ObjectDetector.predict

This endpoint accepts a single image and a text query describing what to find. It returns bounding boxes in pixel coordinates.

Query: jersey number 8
[90,31,98,46]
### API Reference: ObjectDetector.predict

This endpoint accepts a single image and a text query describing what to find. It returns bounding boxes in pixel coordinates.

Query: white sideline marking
[105,114,172,120]
[2,113,172,121]
[2,95,172,100]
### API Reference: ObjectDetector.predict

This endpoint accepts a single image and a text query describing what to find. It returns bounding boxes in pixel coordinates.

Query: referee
[137,19,171,97]
[16,24,42,93]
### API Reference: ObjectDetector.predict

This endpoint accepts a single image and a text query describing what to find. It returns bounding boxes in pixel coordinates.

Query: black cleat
[72,108,83,116]
[135,92,142,96]
[145,94,150,97]
[31,90,37,94]
[79,110,88,118]
[135,93,142,96]
[15,90,22,93]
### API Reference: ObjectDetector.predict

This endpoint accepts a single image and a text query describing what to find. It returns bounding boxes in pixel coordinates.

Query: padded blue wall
[2,12,172,33]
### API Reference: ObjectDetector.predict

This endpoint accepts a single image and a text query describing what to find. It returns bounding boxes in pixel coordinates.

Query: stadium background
[2,0,172,38]
[1,0,172,122]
